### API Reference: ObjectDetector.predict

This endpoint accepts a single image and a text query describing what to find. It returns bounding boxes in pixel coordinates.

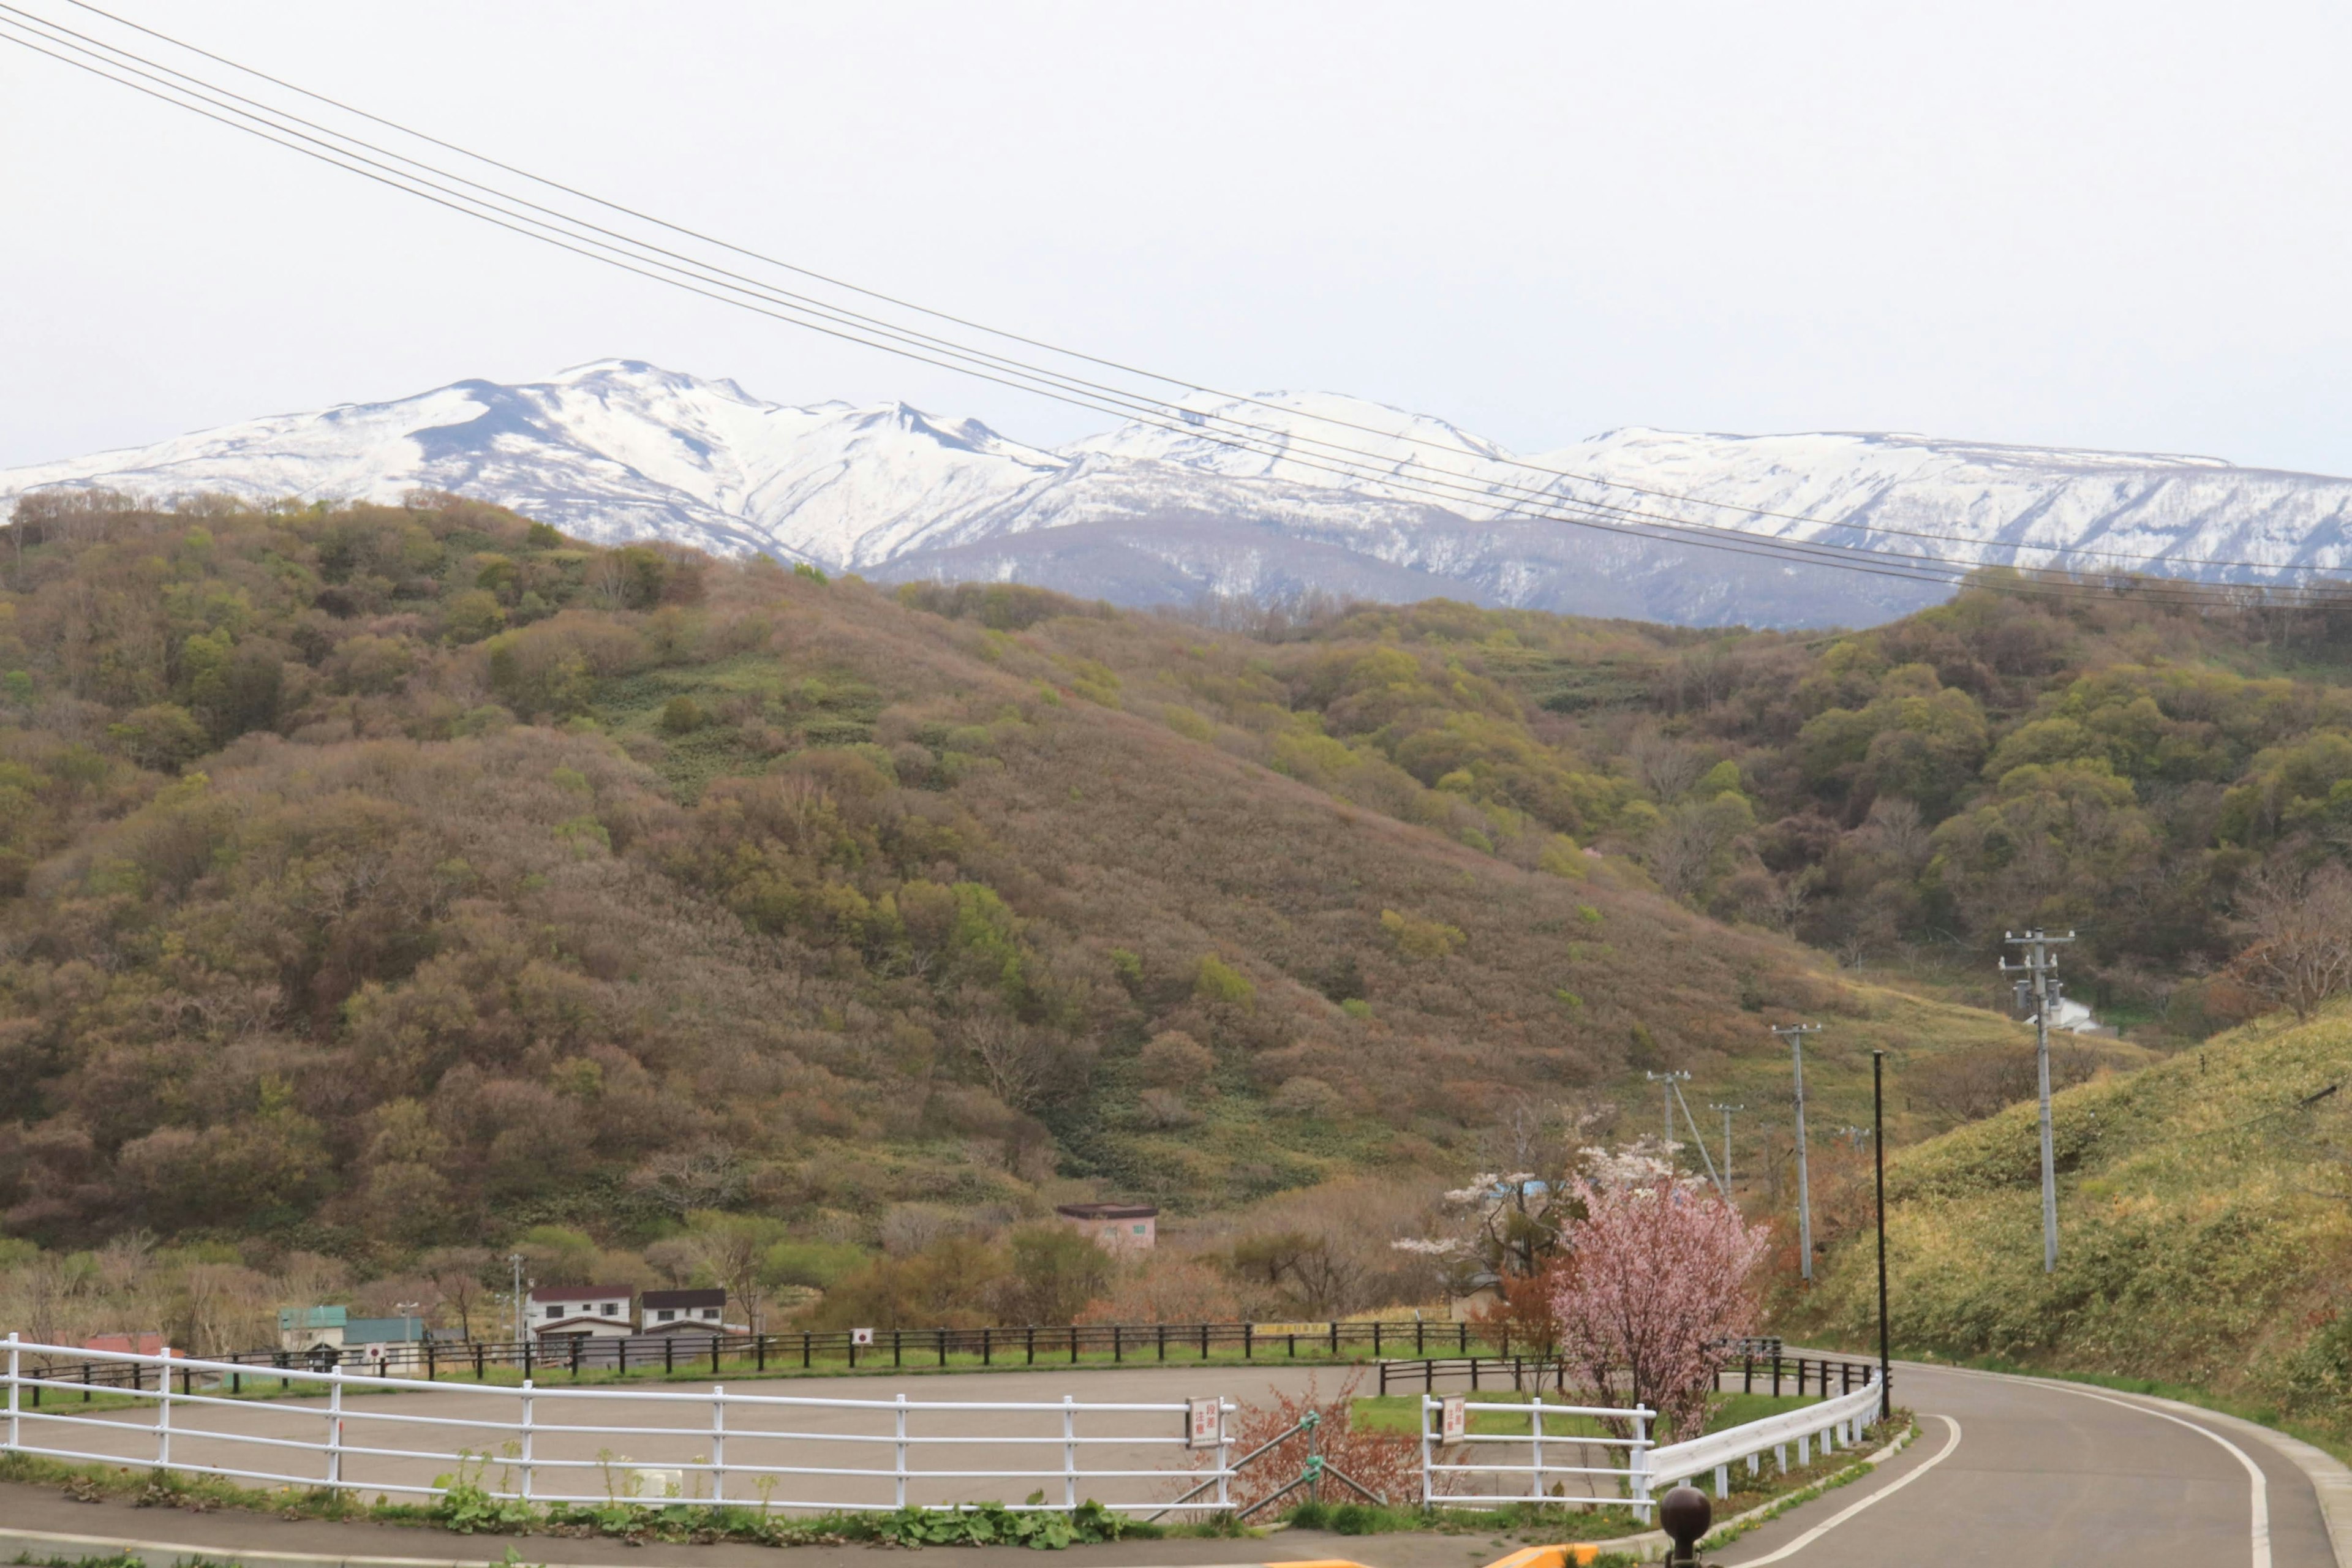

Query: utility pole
[2001,930,2075,1273]
[1669,1078,1729,1199]
[1708,1104,1743,1188]
[1872,1050,1891,1423]
[1646,1070,1691,1168]
[507,1253,526,1344]
[1773,1024,1821,1282]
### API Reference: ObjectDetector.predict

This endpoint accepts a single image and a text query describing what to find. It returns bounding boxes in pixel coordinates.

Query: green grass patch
[1352,1389,1819,1441]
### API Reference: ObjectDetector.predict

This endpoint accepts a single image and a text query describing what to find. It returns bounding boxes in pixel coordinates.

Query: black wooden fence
[1374,1349,1884,1399]
[13,1317,1515,1398]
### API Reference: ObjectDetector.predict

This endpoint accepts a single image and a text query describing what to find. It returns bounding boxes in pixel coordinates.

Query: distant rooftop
[1055,1202,1158,1221]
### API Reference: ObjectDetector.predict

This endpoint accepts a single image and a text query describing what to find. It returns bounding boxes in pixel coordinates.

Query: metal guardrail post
[155,1347,172,1471]
[1218,1398,1233,1512]
[6,1332,18,1455]
[520,1378,535,1499]
[325,1370,341,1487]
[895,1392,909,1507]
[1629,1406,1653,1515]
[1062,1394,1077,1510]
[1530,1393,1546,1495]
[712,1384,727,1504]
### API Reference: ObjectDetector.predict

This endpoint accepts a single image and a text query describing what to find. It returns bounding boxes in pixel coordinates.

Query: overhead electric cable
[5,4,2348,608]
[52,0,2334,579]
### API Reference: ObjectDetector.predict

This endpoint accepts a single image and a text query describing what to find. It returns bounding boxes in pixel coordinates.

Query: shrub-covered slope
[0,492,2009,1257]
[1793,1003,2352,1433]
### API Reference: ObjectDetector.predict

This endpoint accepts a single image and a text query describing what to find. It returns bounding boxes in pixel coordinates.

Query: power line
[0,7,2324,604]
[46,0,2346,585]
[6,7,2351,606]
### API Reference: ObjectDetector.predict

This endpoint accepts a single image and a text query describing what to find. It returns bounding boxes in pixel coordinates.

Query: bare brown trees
[2230,863,2352,1021]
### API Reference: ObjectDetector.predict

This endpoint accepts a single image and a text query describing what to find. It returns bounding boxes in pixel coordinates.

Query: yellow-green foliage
[1793,1006,2352,1427]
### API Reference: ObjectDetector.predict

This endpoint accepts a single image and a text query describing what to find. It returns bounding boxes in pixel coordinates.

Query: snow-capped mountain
[10,359,2352,628]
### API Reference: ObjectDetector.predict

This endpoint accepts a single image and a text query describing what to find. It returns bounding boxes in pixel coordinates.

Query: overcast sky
[5,1,2351,475]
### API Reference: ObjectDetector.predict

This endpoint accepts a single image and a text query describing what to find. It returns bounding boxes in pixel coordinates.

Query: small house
[1055,1202,1158,1251]
[83,1332,173,1357]
[526,1286,635,1341]
[279,1305,347,1352]
[639,1287,728,1333]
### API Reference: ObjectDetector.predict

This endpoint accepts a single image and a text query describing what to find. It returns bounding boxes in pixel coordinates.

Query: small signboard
[1187,1396,1223,1449]
[363,1341,389,1371]
[850,1327,875,1346]
[1440,1395,1468,1442]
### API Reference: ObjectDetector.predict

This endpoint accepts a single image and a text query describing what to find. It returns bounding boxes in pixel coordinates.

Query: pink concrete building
[1055,1202,1158,1251]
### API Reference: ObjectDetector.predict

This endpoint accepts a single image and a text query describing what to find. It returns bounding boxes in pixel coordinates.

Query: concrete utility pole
[1670,1078,1729,1199]
[1646,1070,1691,1167]
[1773,1024,1822,1281]
[1709,1103,1743,1188]
[507,1253,526,1343]
[2002,930,2075,1273]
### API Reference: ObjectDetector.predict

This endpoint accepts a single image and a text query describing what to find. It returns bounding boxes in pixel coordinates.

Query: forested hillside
[9,488,2352,1339]
[0,491,2004,1273]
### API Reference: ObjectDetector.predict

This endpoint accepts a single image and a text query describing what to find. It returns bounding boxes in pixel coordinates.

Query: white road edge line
[1996,1379,2271,1568]
[1725,1412,1962,1566]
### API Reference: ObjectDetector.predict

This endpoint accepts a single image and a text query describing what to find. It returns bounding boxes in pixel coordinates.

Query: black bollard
[1660,1484,1713,1568]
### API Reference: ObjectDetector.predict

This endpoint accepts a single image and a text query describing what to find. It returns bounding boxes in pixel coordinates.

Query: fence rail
[0,1336,1237,1513]
[1419,1393,1656,1512]
[1645,1377,1885,1500]
[21,1319,1536,1392]
[1377,1352,1885,1400]
[0,1335,1888,1521]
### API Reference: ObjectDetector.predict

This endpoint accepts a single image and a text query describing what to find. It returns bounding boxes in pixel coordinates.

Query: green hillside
[0,491,2010,1276]
[1792,1003,2352,1436]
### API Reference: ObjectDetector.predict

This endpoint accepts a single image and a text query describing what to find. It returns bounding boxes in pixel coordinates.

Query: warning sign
[1187,1396,1222,1449]
[1439,1395,1467,1442]
[850,1327,875,1346]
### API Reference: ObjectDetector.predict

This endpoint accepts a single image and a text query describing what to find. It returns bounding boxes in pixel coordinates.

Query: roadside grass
[1351,1390,1821,1442]
[1791,1003,2352,1459]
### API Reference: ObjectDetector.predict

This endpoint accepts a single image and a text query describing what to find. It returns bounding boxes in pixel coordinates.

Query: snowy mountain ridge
[9,358,2352,628]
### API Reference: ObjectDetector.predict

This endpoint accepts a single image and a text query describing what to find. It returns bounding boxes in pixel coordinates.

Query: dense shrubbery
[7,490,1983,1313]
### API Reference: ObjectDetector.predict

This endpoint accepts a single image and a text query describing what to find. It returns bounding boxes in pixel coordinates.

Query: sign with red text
[1188,1396,1223,1449]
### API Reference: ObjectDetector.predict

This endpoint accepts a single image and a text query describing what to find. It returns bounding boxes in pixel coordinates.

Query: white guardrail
[1419,1392,1657,1511]
[1420,1373,1885,1514]
[0,1336,1237,1513]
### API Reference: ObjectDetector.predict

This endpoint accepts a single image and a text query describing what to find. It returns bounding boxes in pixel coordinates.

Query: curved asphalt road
[0,1360,2339,1566]
[1719,1362,2335,1568]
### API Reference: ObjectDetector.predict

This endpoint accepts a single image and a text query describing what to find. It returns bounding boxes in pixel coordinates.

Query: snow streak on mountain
[10,360,2352,628]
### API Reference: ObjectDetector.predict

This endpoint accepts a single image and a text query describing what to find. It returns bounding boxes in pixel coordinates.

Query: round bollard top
[1660,1483,1713,1548]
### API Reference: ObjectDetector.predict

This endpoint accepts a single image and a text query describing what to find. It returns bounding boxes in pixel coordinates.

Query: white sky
[5,0,2351,474]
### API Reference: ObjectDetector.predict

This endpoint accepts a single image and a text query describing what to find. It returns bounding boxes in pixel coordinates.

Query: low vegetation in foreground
[1792,1001,2352,1444]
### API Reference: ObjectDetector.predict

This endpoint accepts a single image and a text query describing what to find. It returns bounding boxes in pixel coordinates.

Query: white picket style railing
[1645,1375,1885,1499]
[1419,1392,1657,1511]
[1420,1373,1887,1514]
[0,1336,1235,1513]
[2,1334,1883,1519]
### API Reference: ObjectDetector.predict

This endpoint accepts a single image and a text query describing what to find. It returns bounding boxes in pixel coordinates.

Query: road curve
[1719,1362,2335,1568]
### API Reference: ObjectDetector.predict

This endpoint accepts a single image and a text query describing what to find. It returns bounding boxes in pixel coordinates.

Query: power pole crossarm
[2000,930,2075,1274]
[1771,1025,1822,1283]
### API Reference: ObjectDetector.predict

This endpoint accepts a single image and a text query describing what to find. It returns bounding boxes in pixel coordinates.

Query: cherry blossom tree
[1548,1175,1770,1438]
